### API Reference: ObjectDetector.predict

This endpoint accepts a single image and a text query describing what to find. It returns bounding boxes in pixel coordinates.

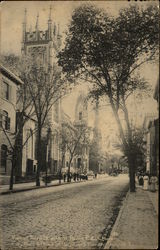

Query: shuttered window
[0,110,11,130]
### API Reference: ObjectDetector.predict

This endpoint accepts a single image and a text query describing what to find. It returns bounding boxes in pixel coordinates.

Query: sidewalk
[105,185,158,249]
[0,176,97,195]
[0,179,62,195]
[0,174,110,195]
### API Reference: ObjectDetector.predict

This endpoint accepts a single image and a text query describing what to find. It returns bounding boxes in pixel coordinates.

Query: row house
[143,79,159,177]
[0,65,22,184]
[153,80,159,177]
[0,65,37,184]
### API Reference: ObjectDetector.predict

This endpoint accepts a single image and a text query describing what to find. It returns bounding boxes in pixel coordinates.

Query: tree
[58,4,159,191]
[60,122,90,182]
[22,56,66,186]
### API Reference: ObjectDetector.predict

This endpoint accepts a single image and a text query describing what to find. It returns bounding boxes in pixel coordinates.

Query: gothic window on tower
[39,31,46,40]
[79,112,82,121]
[27,46,47,65]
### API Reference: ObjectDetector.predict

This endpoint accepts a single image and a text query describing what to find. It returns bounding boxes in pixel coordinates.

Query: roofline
[0,64,23,85]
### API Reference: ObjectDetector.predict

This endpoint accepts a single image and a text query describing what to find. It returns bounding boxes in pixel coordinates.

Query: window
[1,81,9,100]
[0,111,10,130]
[79,112,82,121]
[1,144,8,172]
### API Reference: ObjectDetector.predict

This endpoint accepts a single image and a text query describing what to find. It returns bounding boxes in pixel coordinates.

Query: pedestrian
[150,175,157,192]
[73,173,76,182]
[143,174,149,190]
[67,172,70,182]
[59,170,62,184]
[77,173,79,181]
[139,175,144,186]
[70,173,72,182]
[63,173,66,182]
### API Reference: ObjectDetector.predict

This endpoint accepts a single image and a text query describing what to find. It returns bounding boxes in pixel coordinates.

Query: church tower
[21,7,62,174]
[74,93,89,174]
[21,7,61,71]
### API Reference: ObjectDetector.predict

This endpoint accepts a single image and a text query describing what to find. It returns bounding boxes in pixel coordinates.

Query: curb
[104,189,130,249]
[147,190,158,216]
[0,178,94,195]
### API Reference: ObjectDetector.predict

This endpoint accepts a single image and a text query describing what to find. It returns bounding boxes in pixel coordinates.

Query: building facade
[143,78,159,177]
[0,65,23,184]
[61,92,90,174]
[153,79,159,177]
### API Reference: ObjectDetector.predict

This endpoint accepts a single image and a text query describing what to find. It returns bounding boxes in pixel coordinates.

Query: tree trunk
[9,158,15,190]
[110,98,136,192]
[36,127,42,186]
[67,158,72,182]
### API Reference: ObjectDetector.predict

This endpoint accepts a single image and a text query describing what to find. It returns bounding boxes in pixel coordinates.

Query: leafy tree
[60,122,90,182]
[22,56,66,186]
[58,4,158,191]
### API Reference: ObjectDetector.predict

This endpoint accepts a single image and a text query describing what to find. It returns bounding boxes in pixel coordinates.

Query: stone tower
[21,7,62,174]
[21,7,61,69]
[74,93,89,174]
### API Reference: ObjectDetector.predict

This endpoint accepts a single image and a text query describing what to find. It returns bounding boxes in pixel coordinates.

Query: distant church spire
[49,5,52,21]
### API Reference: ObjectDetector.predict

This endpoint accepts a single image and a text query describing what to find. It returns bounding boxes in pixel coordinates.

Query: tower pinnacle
[35,12,39,30]
[49,5,52,21]
[22,8,27,44]
[48,6,53,40]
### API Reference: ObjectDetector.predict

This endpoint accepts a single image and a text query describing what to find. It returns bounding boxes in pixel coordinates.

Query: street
[0,174,129,249]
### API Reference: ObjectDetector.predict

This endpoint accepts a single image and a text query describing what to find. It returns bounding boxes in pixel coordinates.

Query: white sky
[1,0,159,154]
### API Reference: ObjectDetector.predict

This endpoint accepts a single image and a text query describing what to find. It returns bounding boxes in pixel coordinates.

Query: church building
[21,7,62,175]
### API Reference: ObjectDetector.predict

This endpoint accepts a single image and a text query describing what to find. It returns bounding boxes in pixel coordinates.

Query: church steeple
[48,6,53,40]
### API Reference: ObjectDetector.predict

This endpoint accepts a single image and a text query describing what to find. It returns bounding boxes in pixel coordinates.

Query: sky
[1,0,159,154]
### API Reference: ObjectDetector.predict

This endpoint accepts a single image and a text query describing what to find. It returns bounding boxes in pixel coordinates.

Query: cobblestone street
[0,175,129,249]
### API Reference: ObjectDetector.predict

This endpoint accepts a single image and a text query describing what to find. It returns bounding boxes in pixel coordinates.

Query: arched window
[3,111,8,130]
[79,112,82,121]
[1,144,8,172]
